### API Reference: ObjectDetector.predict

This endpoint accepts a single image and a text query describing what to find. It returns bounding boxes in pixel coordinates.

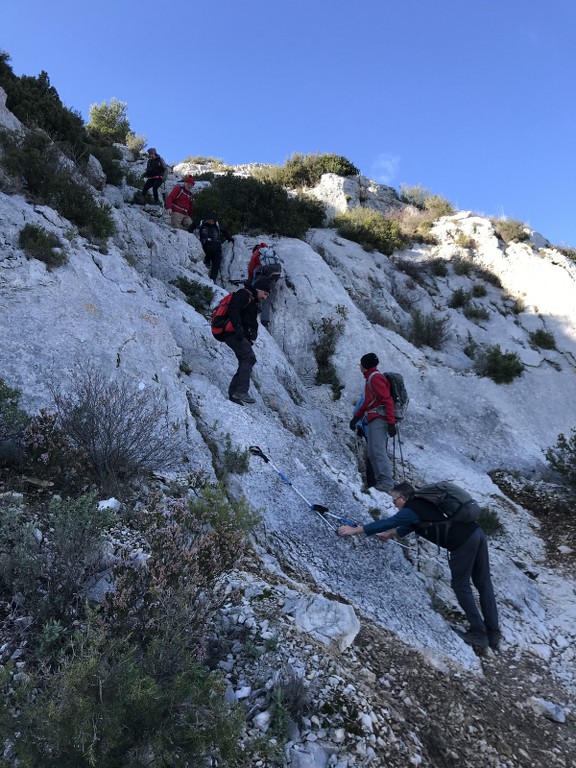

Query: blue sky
[3,0,576,246]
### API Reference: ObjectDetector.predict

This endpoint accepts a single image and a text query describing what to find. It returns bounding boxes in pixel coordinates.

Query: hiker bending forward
[166,175,195,229]
[338,481,500,651]
[349,353,396,492]
[213,277,271,405]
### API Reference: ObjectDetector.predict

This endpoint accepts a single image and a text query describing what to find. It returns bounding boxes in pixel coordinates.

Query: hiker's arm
[371,374,396,424]
[363,508,419,536]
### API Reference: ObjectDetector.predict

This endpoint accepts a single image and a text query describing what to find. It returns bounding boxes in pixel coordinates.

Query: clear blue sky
[3,0,576,246]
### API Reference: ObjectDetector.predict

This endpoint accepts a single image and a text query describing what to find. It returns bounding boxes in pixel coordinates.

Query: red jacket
[248,243,269,281]
[166,184,194,216]
[354,367,395,424]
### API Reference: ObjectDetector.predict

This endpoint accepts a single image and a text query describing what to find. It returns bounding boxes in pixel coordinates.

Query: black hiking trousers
[202,240,223,281]
[448,526,499,638]
[142,178,163,203]
[223,335,256,398]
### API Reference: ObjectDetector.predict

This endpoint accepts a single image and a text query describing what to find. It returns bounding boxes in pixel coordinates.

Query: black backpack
[367,371,409,422]
[199,221,221,244]
[412,482,481,524]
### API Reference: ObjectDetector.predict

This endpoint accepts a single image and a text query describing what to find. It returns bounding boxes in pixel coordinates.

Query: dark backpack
[255,246,282,281]
[146,157,165,177]
[412,481,481,524]
[367,371,409,422]
[199,221,221,244]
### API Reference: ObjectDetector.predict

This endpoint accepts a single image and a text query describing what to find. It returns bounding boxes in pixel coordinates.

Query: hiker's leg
[224,337,256,396]
[171,211,184,228]
[141,179,152,200]
[448,529,487,636]
[181,215,192,230]
[471,530,499,633]
[366,419,393,489]
[152,179,162,203]
[209,244,222,281]
[259,287,273,326]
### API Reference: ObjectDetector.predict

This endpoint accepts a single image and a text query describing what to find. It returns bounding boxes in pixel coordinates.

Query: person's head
[206,210,217,222]
[391,481,415,508]
[253,242,268,253]
[252,276,271,300]
[148,148,158,156]
[183,175,195,188]
[360,352,379,372]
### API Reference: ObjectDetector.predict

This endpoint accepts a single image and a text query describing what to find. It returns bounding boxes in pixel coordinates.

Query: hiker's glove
[234,328,244,341]
[387,424,397,437]
[349,417,358,432]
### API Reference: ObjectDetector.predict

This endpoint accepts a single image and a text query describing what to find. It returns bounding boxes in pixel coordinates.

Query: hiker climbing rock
[141,148,168,206]
[166,175,195,229]
[189,210,232,282]
[338,480,501,651]
[247,243,282,329]
[349,353,396,493]
[211,276,271,404]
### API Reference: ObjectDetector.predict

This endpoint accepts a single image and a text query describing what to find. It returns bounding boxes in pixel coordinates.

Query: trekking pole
[249,446,336,531]
[396,424,407,479]
[391,435,397,481]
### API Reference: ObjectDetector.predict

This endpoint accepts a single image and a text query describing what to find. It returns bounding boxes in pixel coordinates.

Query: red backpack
[211,291,252,337]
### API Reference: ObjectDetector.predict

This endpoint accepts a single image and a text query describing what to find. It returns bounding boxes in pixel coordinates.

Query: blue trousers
[448,527,499,637]
[366,418,393,490]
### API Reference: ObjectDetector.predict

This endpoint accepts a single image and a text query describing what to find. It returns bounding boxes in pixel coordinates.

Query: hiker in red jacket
[349,353,396,493]
[166,175,195,229]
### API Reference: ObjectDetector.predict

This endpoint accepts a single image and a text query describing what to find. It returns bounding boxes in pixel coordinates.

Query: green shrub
[18,223,66,269]
[454,232,476,249]
[399,184,454,218]
[448,287,470,309]
[409,309,450,350]
[46,173,115,240]
[313,314,345,400]
[334,207,406,255]
[125,131,147,157]
[0,377,30,441]
[424,194,454,218]
[278,152,359,188]
[193,174,325,238]
[475,344,524,384]
[216,434,251,481]
[478,507,504,536]
[556,245,576,262]
[463,304,490,323]
[474,266,502,287]
[529,328,556,350]
[171,277,215,316]
[471,283,487,298]
[429,257,449,277]
[545,428,576,493]
[399,184,429,209]
[89,144,124,186]
[87,97,131,145]
[492,217,529,244]
[452,257,473,276]
[0,56,89,160]
[0,129,59,196]
[396,259,429,284]
[49,364,183,494]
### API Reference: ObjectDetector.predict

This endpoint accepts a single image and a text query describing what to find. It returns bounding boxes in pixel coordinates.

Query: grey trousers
[224,336,256,397]
[448,526,499,637]
[366,418,393,490]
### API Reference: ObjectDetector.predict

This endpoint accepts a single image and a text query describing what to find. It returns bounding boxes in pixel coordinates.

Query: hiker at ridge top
[141,147,168,206]
[349,353,396,493]
[337,480,501,651]
[166,175,195,229]
[211,276,272,405]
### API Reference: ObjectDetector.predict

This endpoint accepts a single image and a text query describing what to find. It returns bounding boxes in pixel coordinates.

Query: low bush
[0,378,30,441]
[529,328,556,350]
[452,257,473,276]
[46,173,115,240]
[463,304,490,323]
[193,174,325,238]
[556,245,576,262]
[475,344,524,384]
[492,217,529,244]
[277,152,359,188]
[545,428,576,493]
[429,257,449,277]
[171,277,215,316]
[125,131,147,157]
[334,207,406,255]
[18,223,66,269]
[399,184,455,218]
[454,232,476,249]
[408,309,450,350]
[313,313,346,400]
[49,363,183,494]
[471,283,488,298]
[448,287,470,309]
[474,266,502,287]
[478,507,504,536]
[89,144,124,186]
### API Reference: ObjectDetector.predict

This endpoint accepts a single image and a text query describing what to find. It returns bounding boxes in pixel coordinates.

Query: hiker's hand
[349,417,357,431]
[235,328,244,341]
[356,427,364,438]
[338,524,362,536]
[387,423,397,437]
[376,531,395,542]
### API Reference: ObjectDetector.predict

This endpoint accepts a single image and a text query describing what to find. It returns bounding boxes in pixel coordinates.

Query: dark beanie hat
[252,276,272,293]
[360,352,379,369]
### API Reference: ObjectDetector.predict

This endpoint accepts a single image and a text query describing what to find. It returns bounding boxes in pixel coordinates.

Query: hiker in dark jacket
[349,353,396,493]
[166,176,195,229]
[338,480,500,651]
[189,210,232,282]
[141,148,167,205]
[212,276,271,404]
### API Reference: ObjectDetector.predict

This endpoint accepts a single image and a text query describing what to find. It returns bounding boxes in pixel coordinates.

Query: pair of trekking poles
[249,446,411,550]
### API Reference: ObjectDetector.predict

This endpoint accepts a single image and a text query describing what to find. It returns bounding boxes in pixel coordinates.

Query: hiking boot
[373,484,393,496]
[455,629,489,649]
[487,630,501,650]
[230,392,256,404]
